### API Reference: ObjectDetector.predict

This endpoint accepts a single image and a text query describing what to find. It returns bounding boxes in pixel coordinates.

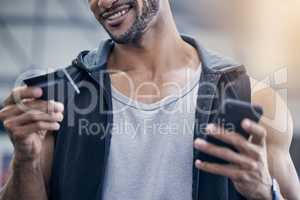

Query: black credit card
[23,68,80,101]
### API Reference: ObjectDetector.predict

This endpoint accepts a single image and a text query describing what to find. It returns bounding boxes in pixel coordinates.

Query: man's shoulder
[182,35,245,74]
[201,48,245,73]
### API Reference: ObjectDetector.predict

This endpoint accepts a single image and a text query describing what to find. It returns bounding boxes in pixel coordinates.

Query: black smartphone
[197,99,264,164]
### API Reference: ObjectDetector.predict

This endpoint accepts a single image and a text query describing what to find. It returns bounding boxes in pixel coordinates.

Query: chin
[105,29,134,44]
[105,24,143,44]
[106,25,132,40]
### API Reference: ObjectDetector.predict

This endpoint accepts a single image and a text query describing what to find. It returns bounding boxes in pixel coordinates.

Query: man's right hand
[0,86,64,164]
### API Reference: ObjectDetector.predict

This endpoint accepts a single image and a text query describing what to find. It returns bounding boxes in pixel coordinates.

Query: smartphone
[197,99,264,164]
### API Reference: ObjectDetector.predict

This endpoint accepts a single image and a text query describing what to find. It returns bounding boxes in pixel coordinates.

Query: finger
[11,122,60,140]
[3,86,42,106]
[241,119,267,146]
[16,100,64,114]
[3,111,63,129]
[0,105,20,121]
[194,139,257,170]
[1,100,64,120]
[0,101,36,120]
[195,160,243,181]
[206,124,261,159]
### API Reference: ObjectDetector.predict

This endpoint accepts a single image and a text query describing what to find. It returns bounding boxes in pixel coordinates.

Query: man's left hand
[194,119,273,200]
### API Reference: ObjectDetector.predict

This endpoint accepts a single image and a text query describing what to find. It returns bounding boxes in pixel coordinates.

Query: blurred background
[0,0,299,186]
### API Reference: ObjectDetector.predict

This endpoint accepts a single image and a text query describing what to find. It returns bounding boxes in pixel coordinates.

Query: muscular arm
[194,77,299,199]
[0,134,54,200]
[251,78,300,199]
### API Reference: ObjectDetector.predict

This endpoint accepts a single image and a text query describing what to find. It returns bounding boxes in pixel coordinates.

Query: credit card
[23,68,80,101]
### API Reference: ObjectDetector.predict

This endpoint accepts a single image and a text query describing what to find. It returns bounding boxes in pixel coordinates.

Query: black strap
[193,69,251,200]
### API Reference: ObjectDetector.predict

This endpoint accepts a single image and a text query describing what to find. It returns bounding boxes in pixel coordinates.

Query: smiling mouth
[101,4,133,22]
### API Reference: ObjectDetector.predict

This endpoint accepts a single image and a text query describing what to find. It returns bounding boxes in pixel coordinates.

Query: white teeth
[107,9,129,20]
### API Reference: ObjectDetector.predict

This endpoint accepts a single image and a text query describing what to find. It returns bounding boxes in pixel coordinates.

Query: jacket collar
[76,34,245,75]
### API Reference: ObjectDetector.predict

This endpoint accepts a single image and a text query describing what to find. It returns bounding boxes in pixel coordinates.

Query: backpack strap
[221,67,251,103]
[193,67,251,200]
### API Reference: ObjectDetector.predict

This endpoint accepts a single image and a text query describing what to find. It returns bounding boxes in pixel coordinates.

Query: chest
[103,85,199,200]
[110,67,200,104]
[110,82,199,158]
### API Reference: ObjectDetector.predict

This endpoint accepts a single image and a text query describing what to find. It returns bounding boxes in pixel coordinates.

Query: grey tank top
[102,65,201,200]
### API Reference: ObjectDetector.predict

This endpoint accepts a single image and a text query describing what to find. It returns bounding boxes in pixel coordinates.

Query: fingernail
[59,113,64,122]
[206,124,215,134]
[195,139,206,147]
[33,87,42,97]
[55,102,64,112]
[242,119,251,128]
[55,113,64,122]
[195,160,202,167]
[54,123,60,130]
[3,120,10,128]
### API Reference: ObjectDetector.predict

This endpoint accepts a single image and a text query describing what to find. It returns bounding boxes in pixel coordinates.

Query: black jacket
[46,36,250,200]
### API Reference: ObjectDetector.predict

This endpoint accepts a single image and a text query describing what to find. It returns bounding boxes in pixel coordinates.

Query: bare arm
[1,159,48,200]
[251,79,300,199]
[0,134,54,200]
[0,86,63,200]
[193,77,300,200]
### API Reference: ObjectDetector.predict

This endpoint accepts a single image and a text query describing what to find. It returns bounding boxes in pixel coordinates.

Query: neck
[108,2,199,75]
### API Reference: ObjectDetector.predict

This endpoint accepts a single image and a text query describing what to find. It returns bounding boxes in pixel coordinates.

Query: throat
[107,33,201,104]
[108,34,200,75]
[110,62,201,105]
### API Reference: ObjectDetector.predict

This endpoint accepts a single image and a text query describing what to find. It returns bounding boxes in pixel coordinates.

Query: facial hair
[102,0,159,44]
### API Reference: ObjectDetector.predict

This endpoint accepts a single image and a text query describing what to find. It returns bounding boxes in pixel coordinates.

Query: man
[0,0,299,199]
